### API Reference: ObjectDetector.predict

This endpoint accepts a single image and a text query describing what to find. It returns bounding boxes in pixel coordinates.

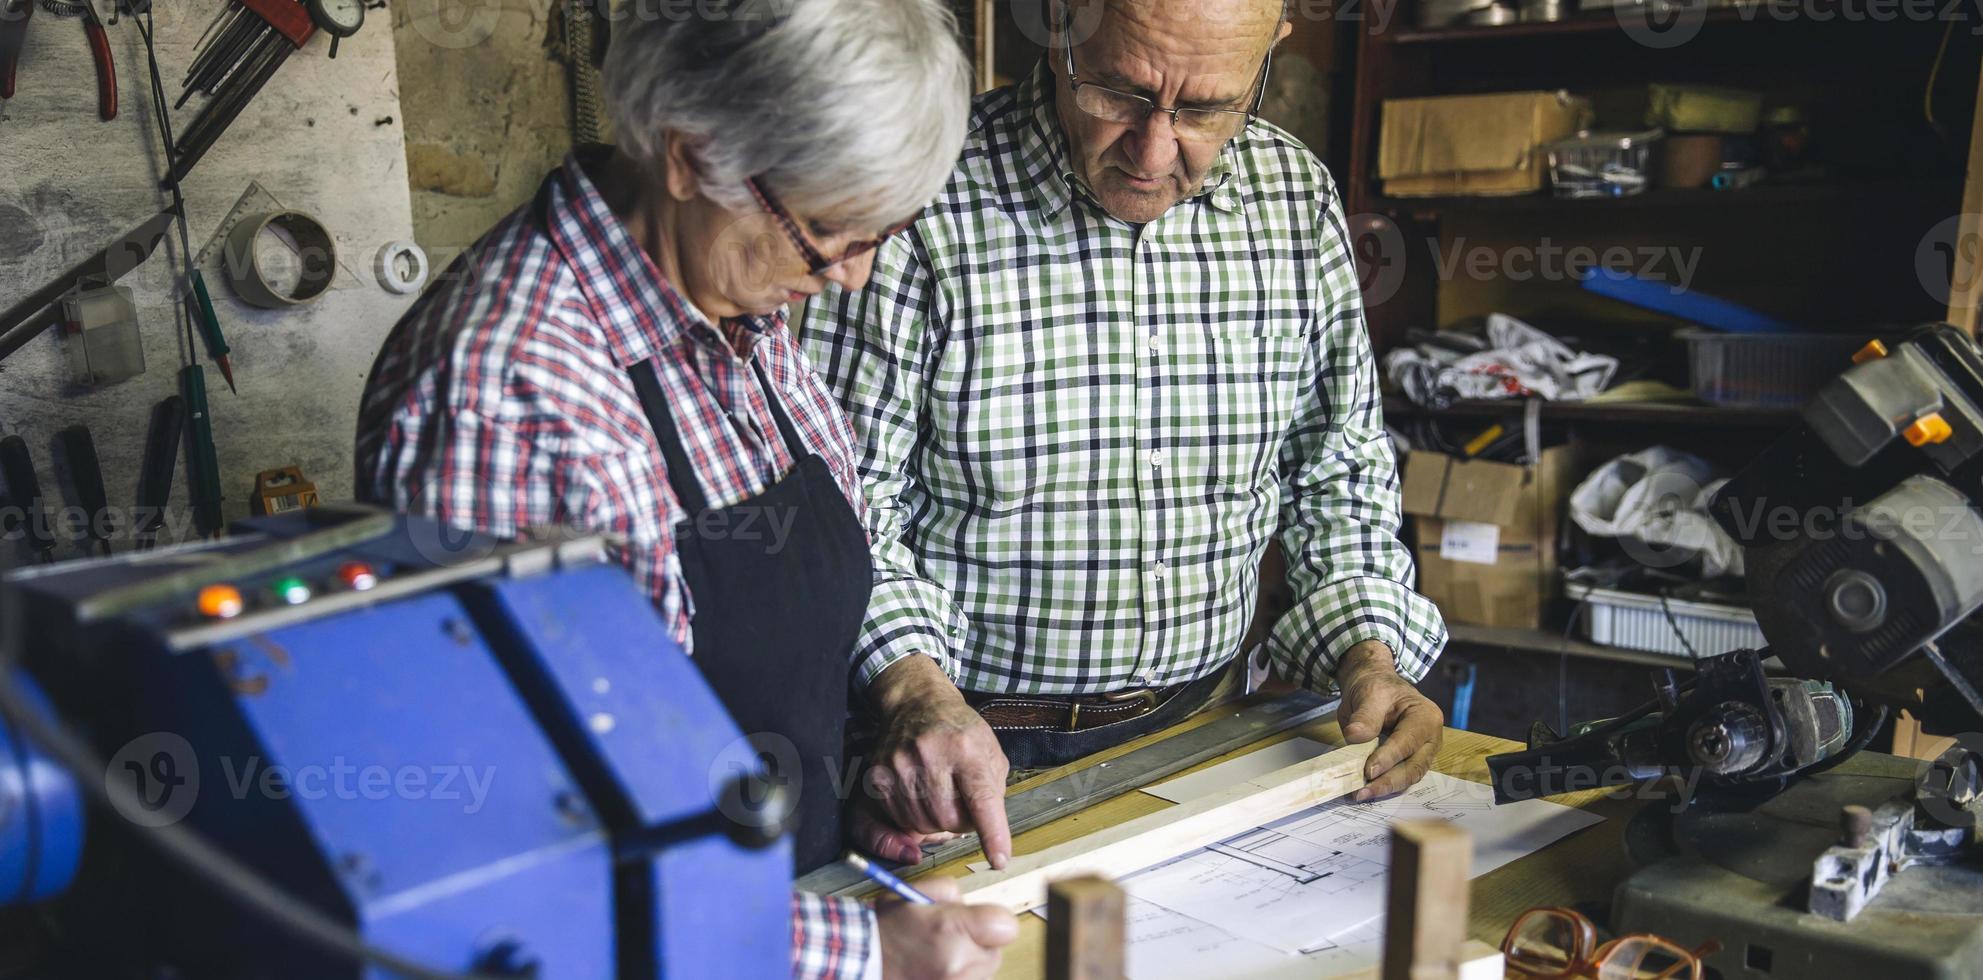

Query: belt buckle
[1067,689,1158,733]
[1102,688,1159,712]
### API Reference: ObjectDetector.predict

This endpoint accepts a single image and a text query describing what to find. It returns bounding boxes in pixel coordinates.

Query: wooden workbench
[914,697,1640,979]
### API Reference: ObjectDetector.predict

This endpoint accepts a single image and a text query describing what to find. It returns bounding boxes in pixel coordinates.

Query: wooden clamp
[1046,876,1125,980]
[1381,821,1474,980]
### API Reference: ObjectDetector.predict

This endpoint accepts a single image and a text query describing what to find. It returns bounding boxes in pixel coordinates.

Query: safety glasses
[1504,906,1722,980]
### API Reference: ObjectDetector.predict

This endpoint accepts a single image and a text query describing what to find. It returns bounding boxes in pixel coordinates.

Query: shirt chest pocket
[1167,322,1310,495]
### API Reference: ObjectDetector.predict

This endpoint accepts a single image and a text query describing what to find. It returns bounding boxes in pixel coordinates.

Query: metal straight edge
[795,689,1340,898]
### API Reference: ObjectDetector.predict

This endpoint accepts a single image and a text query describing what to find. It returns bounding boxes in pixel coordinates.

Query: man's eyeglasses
[1060,21,1272,142]
[744,178,914,277]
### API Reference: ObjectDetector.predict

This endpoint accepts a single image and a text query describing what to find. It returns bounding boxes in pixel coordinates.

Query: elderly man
[801,0,1449,869]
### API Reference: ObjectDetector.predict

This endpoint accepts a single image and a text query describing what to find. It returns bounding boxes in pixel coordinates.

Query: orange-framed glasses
[1503,906,1723,980]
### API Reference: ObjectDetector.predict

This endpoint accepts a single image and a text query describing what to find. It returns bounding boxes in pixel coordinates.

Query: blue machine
[0,506,791,978]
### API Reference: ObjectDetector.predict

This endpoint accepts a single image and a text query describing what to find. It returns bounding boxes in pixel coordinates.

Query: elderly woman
[355,2,1014,977]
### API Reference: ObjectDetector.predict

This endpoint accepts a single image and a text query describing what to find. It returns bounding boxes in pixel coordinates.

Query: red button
[337,562,378,592]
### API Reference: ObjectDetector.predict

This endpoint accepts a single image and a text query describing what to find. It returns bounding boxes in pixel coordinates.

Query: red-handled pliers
[0,0,116,121]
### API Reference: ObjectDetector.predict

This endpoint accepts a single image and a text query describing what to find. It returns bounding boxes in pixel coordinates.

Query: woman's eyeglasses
[744,178,914,277]
[1060,19,1271,142]
[1504,906,1722,980]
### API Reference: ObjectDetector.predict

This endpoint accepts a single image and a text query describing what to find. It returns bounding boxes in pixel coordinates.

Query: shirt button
[1148,336,1163,356]
[1150,449,1167,469]
[1151,561,1168,581]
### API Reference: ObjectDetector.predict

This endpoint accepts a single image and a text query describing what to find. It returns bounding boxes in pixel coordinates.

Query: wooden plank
[974,0,997,93]
[958,741,1375,912]
[1947,62,1983,335]
[1382,821,1474,980]
[1045,877,1125,980]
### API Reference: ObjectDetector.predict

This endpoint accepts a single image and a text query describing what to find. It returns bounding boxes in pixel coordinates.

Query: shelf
[1383,396,1801,427]
[1386,5,1814,44]
[1365,180,1963,219]
[1446,622,1699,669]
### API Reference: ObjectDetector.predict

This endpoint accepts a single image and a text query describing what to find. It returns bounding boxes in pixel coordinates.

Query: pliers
[0,0,117,121]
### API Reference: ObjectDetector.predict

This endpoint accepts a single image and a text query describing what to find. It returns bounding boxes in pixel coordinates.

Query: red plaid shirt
[355,151,877,980]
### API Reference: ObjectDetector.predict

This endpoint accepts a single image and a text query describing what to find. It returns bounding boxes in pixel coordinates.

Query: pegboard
[0,0,417,566]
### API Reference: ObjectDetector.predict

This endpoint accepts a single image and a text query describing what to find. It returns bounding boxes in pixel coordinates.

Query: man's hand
[865,655,1013,868]
[1336,640,1444,801]
[874,877,1019,980]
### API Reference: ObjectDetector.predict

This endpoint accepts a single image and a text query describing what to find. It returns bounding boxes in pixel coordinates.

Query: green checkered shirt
[801,63,1446,697]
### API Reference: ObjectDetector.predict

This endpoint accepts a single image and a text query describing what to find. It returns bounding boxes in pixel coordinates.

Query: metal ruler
[794,690,1339,898]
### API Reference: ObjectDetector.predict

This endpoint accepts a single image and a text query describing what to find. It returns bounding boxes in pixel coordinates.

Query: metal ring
[223,210,336,308]
[373,240,428,295]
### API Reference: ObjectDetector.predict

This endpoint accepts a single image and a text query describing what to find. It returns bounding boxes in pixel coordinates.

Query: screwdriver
[0,435,56,562]
[58,424,112,556]
[187,270,235,393]
[180,365,224,538]
[136,394,184,551]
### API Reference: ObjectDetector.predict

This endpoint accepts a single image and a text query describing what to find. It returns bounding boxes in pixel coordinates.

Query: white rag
[1568,446,1745,578]
[1385,314,1620,407]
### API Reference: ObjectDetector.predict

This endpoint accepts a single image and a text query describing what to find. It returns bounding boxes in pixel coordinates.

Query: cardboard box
[1402,447,1578,629]
[1379,91,1590,198]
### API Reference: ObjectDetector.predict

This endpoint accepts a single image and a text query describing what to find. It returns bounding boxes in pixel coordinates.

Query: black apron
[628,355,872,873]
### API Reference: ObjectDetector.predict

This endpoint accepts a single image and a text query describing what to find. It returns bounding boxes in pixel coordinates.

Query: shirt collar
[1014,62,1246,221]
[542,148,778,368]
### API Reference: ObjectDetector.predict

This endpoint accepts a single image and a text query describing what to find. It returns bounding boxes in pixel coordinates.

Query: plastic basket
[1680,329,1868,408]
[1545,130,1662,199]
[1566,582,1764,658]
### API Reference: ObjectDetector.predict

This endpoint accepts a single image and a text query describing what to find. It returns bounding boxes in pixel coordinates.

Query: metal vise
[0,506,792,978]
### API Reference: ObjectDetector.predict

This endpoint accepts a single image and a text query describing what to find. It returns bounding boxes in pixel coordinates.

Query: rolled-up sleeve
[799,232,968,691]
[1266,180,1447,688]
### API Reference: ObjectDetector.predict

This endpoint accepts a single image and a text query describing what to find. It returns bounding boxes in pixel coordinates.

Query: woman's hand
[875,877,1019,980]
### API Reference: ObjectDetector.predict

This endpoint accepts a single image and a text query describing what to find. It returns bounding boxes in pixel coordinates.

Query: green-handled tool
[186,269,235,393]
[179,364,224,538]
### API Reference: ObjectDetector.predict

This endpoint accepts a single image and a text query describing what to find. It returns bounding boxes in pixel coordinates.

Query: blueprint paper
[1110,766,1602,977]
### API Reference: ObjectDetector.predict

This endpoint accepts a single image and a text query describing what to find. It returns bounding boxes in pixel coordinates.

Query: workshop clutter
[1378,91,1591,197]
[1380,82,1810,200]
[1402,444,1579,629]
[1385,314,1620,409]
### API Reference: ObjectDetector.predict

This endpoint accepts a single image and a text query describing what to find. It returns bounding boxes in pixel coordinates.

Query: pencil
[844,851,934,905]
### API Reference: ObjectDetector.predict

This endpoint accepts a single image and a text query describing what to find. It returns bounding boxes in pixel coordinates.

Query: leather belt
[965,684,1184,734]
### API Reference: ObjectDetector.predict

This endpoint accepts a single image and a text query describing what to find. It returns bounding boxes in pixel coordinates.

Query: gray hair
[604,0,972,229]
